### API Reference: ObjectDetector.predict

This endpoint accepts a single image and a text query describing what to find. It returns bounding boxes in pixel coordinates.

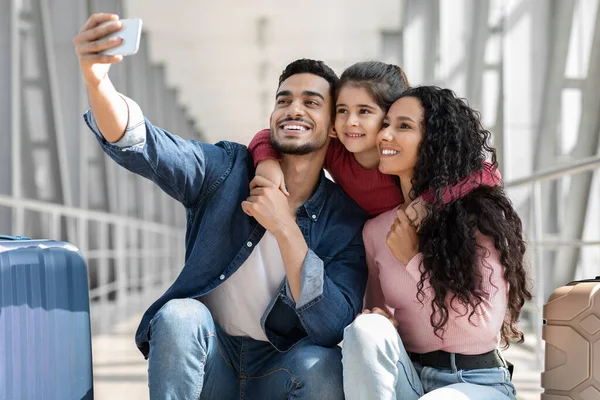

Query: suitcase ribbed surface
[0,241,93,400]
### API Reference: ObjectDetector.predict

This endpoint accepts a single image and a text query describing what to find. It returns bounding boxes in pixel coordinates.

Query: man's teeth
[381,149,399,155]
[282,125,308,131]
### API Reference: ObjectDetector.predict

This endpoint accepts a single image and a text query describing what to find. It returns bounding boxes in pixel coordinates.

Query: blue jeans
[147,298,344,399]
[341,314,517,400]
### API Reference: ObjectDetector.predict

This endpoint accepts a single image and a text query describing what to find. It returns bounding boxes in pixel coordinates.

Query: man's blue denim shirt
[84,104,368,358]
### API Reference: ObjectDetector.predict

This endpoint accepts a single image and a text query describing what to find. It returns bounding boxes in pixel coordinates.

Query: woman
[342,86,531,400]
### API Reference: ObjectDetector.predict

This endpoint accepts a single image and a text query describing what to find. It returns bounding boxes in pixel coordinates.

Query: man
[74,13,367,399]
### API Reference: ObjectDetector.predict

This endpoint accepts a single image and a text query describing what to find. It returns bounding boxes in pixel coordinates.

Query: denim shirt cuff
[83,94,146,149]
[286,250,324,309]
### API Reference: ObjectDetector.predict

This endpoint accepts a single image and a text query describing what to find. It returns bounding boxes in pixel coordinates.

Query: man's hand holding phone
[74,14,124,87]
[73,14,142,88]
[73,14,143,143]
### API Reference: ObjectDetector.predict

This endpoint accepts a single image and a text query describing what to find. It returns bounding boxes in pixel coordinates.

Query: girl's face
[334,85,386,155]
[377,96,424,176]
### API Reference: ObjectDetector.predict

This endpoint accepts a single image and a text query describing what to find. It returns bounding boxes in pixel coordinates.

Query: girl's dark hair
[400,86,531,347]
[336,61,410,111]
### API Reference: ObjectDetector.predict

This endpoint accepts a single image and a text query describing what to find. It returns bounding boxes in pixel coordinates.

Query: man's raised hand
[73,13,124,87]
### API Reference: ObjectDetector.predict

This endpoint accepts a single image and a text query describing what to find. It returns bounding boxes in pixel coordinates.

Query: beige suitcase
[542,277,600,399]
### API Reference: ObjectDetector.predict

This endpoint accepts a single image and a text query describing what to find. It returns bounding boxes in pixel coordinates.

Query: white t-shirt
[201,231,286,341]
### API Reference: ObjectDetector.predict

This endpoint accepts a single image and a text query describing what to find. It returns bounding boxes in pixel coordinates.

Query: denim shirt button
[311,214,317,220]
[246,241,253,247]
[219,274,225,280]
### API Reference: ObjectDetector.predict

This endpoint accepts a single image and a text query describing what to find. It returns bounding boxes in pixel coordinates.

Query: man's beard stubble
[269,127,329,156]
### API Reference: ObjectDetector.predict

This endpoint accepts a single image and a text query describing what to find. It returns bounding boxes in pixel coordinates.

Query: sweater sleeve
[404,233,508,336]
[363,221,394,315]
[324,138,347,170]
[421,162,502,204]
[248,129,281,167]
[248,130,348,172]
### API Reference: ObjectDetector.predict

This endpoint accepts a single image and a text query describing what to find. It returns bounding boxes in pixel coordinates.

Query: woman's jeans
[341,314,517,400]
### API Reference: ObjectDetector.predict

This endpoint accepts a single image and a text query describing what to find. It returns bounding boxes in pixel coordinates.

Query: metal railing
[0,194,186,335]
[504,154,600,367]
[1,154,598,350]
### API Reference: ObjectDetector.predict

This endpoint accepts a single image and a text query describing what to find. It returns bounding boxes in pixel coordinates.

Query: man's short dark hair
[277,59,339,100]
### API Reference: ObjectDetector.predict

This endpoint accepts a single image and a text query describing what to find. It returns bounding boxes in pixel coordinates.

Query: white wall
[124,0,401,144]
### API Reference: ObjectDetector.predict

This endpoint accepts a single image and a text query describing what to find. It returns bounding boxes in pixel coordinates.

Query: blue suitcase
[0,237,94,400]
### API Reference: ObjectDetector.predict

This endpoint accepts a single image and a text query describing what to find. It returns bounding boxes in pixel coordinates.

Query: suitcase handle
[567,277,600,285]
[0,235,31,240]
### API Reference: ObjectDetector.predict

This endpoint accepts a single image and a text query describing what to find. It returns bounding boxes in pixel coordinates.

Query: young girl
[249,61,500,218]
[342,86,530,399]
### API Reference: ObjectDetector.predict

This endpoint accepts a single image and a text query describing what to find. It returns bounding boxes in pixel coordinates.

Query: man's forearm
[274,224,308,302]
[87,77,129,143]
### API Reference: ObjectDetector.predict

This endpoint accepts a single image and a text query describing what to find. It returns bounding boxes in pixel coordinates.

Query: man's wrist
[85,75,112,93]
[273,219,300,242]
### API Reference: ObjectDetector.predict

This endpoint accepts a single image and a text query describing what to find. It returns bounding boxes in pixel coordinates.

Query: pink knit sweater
[363,209,509,355]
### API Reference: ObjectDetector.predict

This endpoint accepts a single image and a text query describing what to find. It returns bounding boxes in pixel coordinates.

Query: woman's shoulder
[364,208,398,238]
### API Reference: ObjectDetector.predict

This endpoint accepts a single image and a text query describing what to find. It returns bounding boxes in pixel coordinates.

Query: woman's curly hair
[398,86,531,347]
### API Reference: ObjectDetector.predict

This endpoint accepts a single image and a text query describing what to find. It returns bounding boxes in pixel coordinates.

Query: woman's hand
[255,159,289,196]
[386,208,419,265]
[360,307,398,328]
[405,196,430,229]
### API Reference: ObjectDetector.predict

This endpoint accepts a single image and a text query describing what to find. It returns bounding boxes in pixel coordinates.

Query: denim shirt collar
[301,171,328,222]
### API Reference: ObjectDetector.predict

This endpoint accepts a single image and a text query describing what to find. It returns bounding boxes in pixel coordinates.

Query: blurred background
[1,0,599,398]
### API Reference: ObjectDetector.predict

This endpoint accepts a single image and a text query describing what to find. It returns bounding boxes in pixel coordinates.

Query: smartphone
[100,18,143,56]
